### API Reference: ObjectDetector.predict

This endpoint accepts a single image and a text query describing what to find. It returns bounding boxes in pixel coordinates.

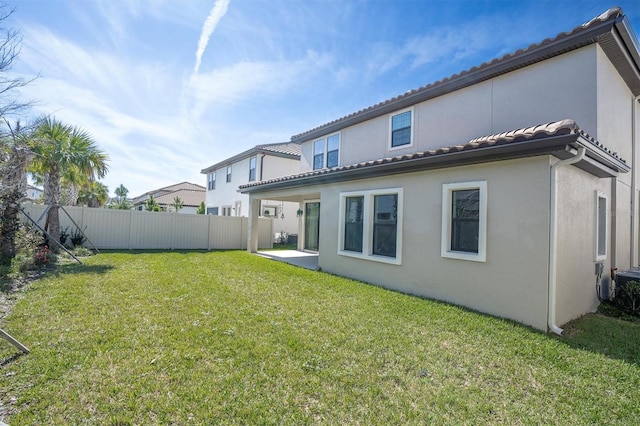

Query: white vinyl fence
[21,204,274,250]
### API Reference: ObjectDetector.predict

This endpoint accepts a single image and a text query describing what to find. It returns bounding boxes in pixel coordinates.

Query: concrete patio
[256,250,319,270]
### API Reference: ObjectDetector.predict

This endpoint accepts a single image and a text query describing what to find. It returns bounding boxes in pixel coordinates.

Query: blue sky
[8,0,640,197]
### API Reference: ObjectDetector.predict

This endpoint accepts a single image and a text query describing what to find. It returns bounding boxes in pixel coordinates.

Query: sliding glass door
[304,202,320,251]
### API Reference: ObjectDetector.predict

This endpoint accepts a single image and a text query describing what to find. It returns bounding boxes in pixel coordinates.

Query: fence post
[241,217,245,250]
[207,214,212,251]
[128,209,133,250]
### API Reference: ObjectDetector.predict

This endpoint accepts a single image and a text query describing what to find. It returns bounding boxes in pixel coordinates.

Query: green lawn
[1,251,639,425]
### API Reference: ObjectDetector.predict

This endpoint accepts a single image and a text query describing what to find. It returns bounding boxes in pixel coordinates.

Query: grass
[1,251,639,425]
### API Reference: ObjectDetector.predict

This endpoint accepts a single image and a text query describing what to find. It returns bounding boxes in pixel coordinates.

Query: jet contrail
[194,0,231,74]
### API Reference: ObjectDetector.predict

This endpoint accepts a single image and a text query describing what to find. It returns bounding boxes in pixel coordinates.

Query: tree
[77,181,108,207]
[111,184,131,209]
[196,201,206,214]
[170,196,183,213]
[0,4,35,118]
[144,194,161,212]
[115,184,128,202]
[0,4,37,265]
[0,121,32,264]
[28,117,109,249]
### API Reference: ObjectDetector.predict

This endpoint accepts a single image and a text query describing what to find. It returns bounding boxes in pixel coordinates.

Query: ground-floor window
[339,188,403,264]
[222,206,232,216]
[207,207,219,215]
[441,181,487,262]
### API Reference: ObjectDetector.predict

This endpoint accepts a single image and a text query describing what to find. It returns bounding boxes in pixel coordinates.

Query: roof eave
[200,146,300,174]
[240,134,627,194]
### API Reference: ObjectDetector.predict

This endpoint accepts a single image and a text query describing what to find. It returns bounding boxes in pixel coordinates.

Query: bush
[60,226,70,246]
[34,246,55,266]
[613,280,640,317]
[2,224,56,277]
[70,227,87,247]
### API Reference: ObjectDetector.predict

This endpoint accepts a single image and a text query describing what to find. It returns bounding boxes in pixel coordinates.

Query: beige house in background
[241,8,640,333]
[131,182,206,214]
[201,142,301,239]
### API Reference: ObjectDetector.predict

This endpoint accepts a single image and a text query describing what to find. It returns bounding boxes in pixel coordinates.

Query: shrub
[60,226,70,246]
[70,227,87,247]
[34,246,55,267]
[613,280,640,318]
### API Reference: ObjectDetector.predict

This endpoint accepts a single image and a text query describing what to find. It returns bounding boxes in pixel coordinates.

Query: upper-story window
[226,166,232,183]
[208,172,216,190]
[390,108,413,149]
[313,140,324,170]
[249,157,257,182]
[327,134,339,168]
[313,133,340,170]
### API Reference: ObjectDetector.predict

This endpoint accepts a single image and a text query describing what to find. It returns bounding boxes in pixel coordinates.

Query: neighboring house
[131,182,206,214]
[240,8,640,333]
[25,184,43,203]
[200,142,301,238]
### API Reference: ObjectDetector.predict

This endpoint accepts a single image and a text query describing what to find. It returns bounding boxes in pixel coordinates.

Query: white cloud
[187,50,332,117]
[194,0,231,74]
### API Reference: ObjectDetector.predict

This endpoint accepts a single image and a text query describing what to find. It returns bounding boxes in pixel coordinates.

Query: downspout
[632,96,640,267]
[259,154,265,181]
[548,146,586,335]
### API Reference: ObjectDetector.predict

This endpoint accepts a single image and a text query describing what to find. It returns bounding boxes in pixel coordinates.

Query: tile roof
[290,7,639,143]
[200,142,300,174]
[257,142,301,157]
[240,119,628,193]
[131,182,205,204]
[157,182,206,192]
[154,189,206,207]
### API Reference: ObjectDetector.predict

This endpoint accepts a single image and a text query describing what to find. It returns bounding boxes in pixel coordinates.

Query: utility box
[613,268,640,314]
[615,267,640,290]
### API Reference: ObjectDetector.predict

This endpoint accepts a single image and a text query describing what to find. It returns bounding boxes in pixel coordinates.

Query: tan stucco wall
[555,166,612,325]
[309,157,552,330]
[261,155,301,181]
[594,44,637,269]
[299,46,599,173]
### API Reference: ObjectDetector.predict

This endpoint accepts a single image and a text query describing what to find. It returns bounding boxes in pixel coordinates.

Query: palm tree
[144,194,161,212]
[78,181,109,207]
[115,184,128,202]
[113,184,131,209]
[28,117,109,248]
[170,196,184,213]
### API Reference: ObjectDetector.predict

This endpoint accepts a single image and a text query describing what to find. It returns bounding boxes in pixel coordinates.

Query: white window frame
[208,172,216,190]
[338,188,403,265]
[262,205,277,217]
[388,107,414,151]
[312,132,341,170]
[222,206,232,216]
[249,157,257,182]
[441,181,487,262]
[595,191,608,261]
[226,166,232,183]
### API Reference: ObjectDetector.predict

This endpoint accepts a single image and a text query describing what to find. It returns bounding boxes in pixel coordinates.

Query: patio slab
[257,250,319,270]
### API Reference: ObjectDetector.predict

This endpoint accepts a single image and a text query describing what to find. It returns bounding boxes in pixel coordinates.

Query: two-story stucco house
[200,142,301,239]
[241,8,640,333]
